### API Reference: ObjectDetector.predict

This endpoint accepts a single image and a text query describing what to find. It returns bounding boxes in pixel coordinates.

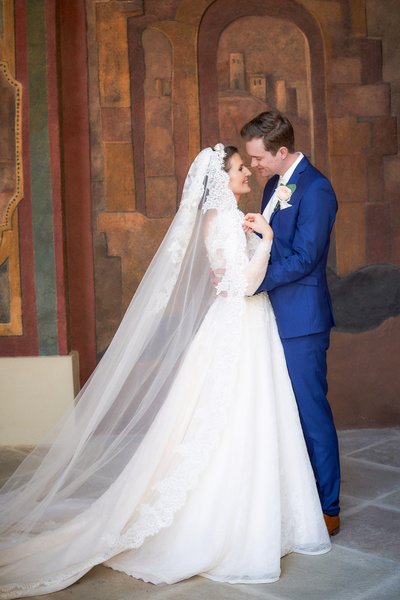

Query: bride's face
[227,153,251,200]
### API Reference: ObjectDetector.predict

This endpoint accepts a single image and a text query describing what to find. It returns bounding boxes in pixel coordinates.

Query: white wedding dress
[106,301,331,585]
[0,147,330,598]
[104,217,331,585]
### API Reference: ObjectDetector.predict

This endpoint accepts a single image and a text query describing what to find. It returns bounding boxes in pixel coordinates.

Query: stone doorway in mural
[215,15,312,214]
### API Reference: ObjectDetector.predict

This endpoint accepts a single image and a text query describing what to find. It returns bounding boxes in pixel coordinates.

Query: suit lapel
[261,156,311,226]
[269,156,310,228]
[270,156,310,224]
[269,202,280,225]
[261,175,279,214]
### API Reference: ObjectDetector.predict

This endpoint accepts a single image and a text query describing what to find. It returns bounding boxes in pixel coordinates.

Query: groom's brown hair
[240,111,295,155]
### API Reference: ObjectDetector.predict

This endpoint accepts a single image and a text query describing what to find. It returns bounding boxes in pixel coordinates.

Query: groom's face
[246,138,283,178]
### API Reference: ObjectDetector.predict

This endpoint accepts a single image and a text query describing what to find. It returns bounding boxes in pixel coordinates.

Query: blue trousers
[281,330,340,516]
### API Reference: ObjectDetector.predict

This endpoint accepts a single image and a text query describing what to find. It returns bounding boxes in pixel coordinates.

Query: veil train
[0,145,256,597]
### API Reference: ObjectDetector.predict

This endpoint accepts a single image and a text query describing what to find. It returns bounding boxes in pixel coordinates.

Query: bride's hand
[210,268,225,287]
[244,213,273,241]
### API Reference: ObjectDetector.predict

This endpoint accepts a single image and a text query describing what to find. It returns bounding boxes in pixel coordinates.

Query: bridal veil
[0,145,257,596]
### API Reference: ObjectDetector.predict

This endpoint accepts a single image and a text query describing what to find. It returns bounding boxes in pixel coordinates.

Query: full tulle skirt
[106,293,331,584]
[0,294,330,598]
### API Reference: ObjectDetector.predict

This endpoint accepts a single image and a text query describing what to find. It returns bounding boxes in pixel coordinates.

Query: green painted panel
[0,257,10,323]
[27,0,58,354]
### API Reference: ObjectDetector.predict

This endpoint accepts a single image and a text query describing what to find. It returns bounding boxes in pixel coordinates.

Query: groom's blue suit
[258,155,340,516]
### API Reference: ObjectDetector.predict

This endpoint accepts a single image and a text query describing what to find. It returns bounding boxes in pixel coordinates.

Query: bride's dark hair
[222,145,238,172]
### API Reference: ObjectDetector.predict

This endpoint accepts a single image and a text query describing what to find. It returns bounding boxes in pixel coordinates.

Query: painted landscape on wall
[1,0,399,427]
[217,15,312,212]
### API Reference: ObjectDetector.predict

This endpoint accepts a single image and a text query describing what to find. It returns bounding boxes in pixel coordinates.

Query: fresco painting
[0,34,23,336]
[0,0,399,425]
[217,15,311,212]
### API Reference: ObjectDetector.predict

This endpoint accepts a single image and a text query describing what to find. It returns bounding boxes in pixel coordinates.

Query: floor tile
[354,573,400,600]
[28,566,157,600]
[372,489,400,511]
[338,429,400,456]
[349,438,400,468]
[340,494,368,516]
[337,505,400,562]
[340,457,400,500]
[244,546,399,600]
[0,447,28,481]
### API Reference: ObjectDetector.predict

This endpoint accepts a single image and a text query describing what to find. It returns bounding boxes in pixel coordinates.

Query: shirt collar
[280,152,304,185]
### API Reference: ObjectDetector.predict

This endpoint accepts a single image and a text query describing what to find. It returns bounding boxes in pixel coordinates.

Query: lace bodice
[205,209,271,297]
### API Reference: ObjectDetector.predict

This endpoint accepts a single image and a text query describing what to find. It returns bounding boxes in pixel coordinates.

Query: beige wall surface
[0,354,79,445]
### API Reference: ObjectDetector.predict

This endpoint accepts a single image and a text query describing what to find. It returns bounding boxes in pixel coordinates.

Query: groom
[241,111,340,536]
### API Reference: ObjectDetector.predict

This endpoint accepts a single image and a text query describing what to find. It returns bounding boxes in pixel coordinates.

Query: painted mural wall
[216,15,312,215]
[0,0,399,427]
[0,0,23,338]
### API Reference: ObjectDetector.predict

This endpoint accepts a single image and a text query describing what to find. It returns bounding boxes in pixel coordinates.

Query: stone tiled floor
[1,428,399,599]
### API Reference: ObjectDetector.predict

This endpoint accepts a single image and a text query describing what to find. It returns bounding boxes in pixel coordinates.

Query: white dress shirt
[263,152,304,223]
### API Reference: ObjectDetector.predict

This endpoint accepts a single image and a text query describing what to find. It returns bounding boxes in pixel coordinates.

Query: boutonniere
[275,183,297,211]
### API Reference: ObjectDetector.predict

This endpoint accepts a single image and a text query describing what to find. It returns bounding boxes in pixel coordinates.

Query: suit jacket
[258,155,337,339]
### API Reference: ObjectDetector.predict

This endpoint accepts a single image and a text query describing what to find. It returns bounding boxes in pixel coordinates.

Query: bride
[0,144,330,598]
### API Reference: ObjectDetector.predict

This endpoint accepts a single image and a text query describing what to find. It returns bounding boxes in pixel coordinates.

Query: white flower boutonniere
[276,183,296,210]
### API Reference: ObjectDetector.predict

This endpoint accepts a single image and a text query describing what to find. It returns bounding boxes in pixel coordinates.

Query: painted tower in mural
[229,53,245,90]
[248,74,267,101]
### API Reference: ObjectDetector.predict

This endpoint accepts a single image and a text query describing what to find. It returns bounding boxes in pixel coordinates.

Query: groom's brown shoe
[324,513,340,536]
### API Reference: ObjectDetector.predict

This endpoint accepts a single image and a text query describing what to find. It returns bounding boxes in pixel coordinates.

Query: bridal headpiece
[213,142,226,167]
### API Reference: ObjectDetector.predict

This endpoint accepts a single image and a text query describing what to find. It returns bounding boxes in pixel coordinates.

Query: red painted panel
[59,0,96,384]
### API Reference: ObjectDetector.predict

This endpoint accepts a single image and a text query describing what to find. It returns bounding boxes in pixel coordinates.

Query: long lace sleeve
[204,210,271,298]
[244,237,271,296]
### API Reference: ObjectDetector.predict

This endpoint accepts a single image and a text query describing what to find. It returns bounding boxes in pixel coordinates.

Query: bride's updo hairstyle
[222,145,238,172]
